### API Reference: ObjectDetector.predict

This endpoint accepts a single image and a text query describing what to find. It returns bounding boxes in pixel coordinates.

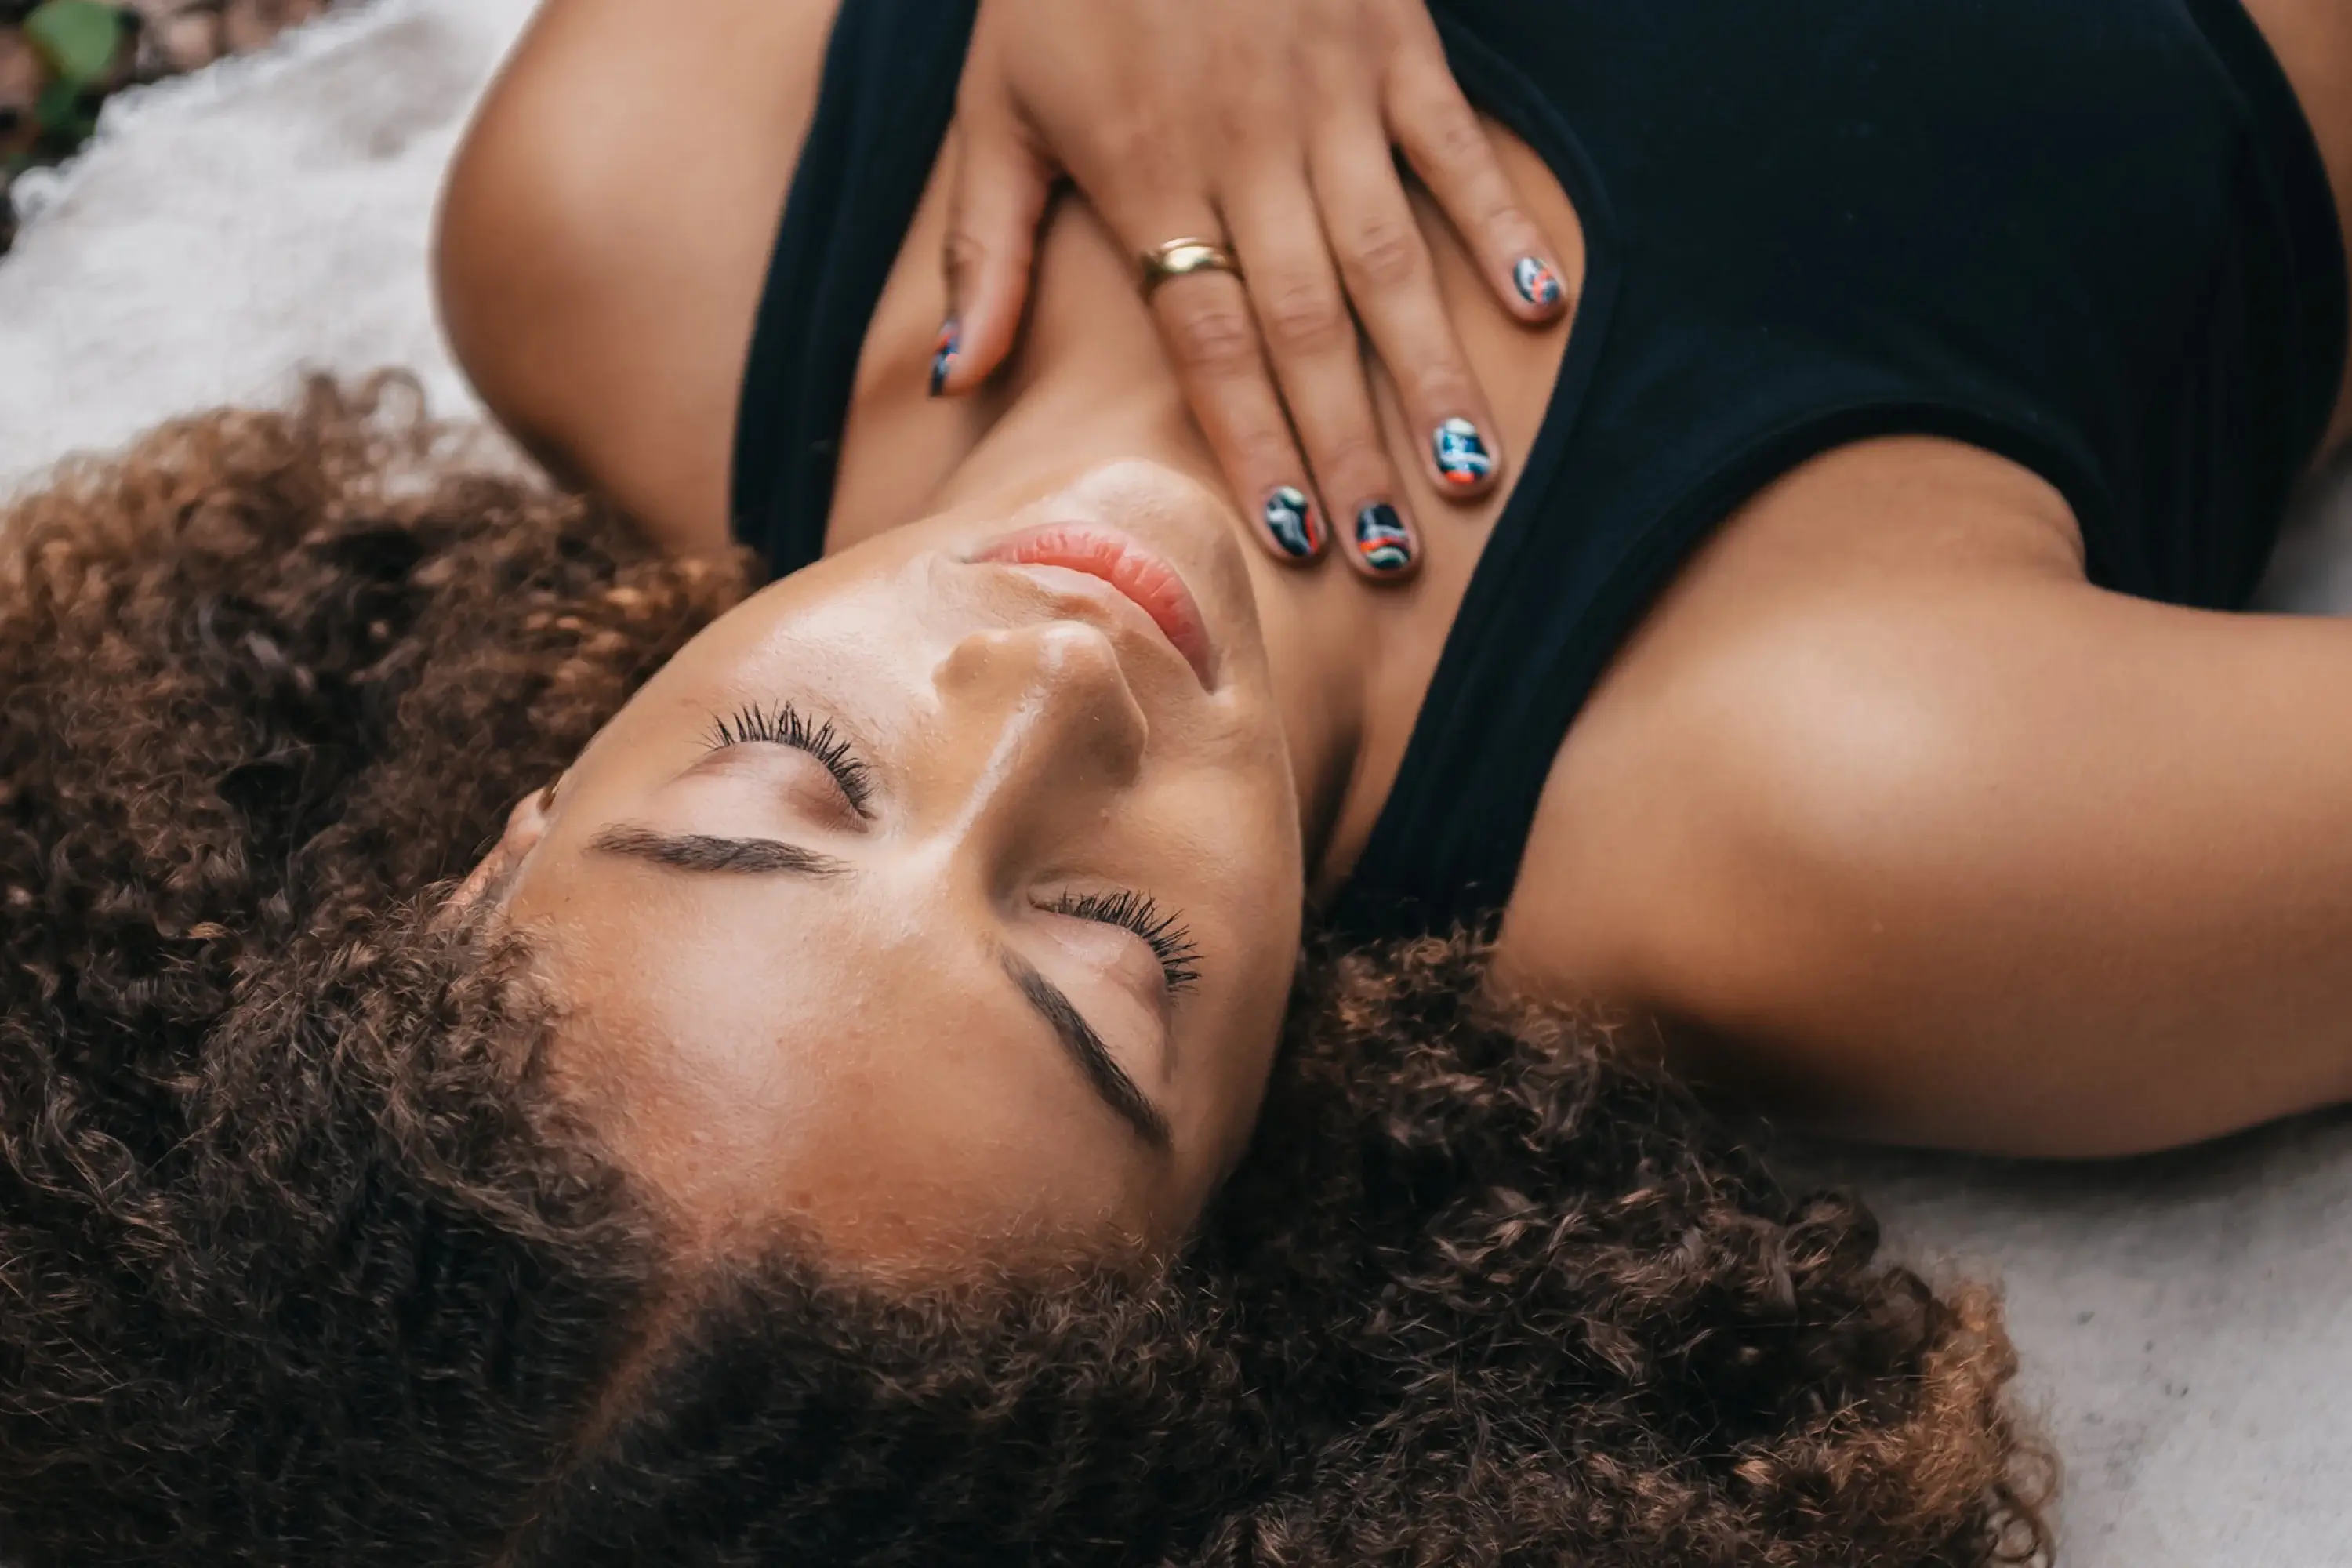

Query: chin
[1047,461,1250,579]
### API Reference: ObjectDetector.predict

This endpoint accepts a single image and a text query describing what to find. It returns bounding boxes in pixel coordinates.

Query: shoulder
[1492,437,2087,1040]
[435,0,844,553]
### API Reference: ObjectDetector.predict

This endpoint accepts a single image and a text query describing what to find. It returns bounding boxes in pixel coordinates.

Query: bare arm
[1499,436,2352,1158]
[435,0,835,554]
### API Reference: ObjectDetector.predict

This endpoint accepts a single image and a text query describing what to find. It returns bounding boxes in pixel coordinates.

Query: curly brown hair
[0,379,2048,1566]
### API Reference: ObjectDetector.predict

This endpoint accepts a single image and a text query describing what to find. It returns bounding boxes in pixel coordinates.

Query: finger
[935,107,1054,396]
[1059,120,1335,563]
[1384,30,1568,322]
[1225,171,1421,581]
[1150,261,1344,568]
[1312,115,1507,507]
[1096,180,1334,568]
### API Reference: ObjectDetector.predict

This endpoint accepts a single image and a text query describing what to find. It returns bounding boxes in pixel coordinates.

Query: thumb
[936,112,1054,397]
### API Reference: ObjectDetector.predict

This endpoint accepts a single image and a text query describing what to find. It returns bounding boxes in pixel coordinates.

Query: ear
[448,783,559,911]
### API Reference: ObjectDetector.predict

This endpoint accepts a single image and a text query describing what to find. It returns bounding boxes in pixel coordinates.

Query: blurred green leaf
[31,77,91,148]
[32,74,74,125]
[24,1,123,88]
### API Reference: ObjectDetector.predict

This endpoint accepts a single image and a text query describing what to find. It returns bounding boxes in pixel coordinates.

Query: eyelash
[709,702,876,816]
[708,703,1199,991]
[1047,889,1203,993]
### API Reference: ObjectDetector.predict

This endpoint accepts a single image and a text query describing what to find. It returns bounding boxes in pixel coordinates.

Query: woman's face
[484,461,1304,1269]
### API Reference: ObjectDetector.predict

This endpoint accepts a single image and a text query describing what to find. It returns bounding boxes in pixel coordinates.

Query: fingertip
[1254,484,1329,564]
[1345,499,1421,582]
[933,247,1035,395]
[928,318,964,397]
[1428,416,1503,500]
[1506,253,1570,320]
[938,142,1050,396]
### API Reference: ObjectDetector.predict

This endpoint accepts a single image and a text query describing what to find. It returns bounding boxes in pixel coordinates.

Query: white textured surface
[0,0,536,494]
[2,5,2351,1560]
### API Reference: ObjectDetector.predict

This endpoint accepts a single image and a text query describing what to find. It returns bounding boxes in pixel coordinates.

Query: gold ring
[1139,237,1243,298]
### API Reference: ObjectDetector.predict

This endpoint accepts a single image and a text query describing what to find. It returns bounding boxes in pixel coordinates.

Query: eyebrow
[588,824,851,877]
[1001,953,1173,1151]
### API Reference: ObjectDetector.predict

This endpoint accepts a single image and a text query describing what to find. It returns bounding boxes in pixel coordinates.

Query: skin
[940,0,1577,573]
[440,0,2352,1269]
[466,461,1308,1268]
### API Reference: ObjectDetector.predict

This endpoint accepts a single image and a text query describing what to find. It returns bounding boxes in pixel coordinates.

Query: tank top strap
[731,0,980,573]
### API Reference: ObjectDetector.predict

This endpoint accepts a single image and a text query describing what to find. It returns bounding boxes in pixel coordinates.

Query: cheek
[1160,754,1304,902]
[1148,780,1303,1025]
[1116,751,1302,1009]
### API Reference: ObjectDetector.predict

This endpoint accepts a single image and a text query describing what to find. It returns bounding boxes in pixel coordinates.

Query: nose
[924,618,1150,851]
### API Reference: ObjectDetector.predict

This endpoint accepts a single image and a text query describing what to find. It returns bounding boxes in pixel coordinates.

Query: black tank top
[733,0,2346,938]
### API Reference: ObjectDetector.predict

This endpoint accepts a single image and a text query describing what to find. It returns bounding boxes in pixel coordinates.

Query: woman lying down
[14,0,2352,1556]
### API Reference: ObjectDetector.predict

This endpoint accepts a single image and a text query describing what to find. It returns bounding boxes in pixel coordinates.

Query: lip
[973,523,1218,688]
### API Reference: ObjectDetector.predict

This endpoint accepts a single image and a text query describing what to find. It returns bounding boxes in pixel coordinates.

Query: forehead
[518,855,1160,1258]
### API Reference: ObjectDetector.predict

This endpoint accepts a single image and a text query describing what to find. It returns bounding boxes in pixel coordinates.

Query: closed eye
[709,701,875,817]
[1044,888,1203,993]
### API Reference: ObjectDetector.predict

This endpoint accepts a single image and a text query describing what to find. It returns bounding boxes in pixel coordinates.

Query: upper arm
[1494,442,2089,1060]
[1493,574,2118,1152]
[1500,551,2352,1159]
[1489,437,2352,1158]
[435,0,839,553]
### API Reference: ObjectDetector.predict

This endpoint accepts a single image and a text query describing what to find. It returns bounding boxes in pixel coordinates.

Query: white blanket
[2,2,2348,1560]
[0,0,522,476]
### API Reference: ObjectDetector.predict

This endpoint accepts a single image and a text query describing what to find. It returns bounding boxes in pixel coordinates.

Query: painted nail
[1260,485,1322,558]
[1353,503,1415,574]
[929,320,960,397]
[1432,417,1495,490]
[1514,255,1564,309]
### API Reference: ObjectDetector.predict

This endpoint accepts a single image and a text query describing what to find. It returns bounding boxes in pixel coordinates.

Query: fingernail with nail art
[1432,417,1494,489]
[1261,485,1321,558]
[1514,255,1564,309]
[929,320,960,396]
[1354,503,1414,574]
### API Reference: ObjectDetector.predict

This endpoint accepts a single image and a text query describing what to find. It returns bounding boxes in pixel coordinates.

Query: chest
[820,123,1588,919]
